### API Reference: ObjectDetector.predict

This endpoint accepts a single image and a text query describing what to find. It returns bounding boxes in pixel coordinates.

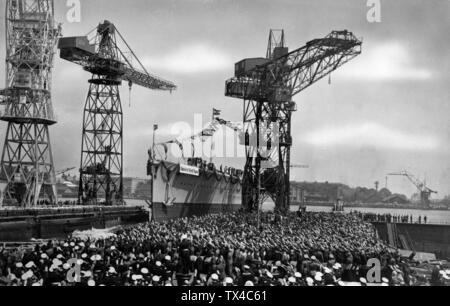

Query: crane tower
[58,21,176,206]
[225,30,362,212]
[0,0,60,207]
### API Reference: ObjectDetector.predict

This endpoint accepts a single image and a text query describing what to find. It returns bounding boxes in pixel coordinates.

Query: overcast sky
[0,0,449,198]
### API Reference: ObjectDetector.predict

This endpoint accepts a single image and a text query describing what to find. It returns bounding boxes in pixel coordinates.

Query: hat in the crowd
[311,256,317,261]
[190,255,197,262]
[31,282,41,287]
[333,263,342,270]
[52,259,62,266]
[244,281,254,286]
[243,265,250,270]
[25,262,35,269]
[266,272,273,279]
[225,277,233,284]
[108,267,117,274]
[382,277,389,284]
[63,243,69,247]
[57,254,64,259]
[74,246,79,251]
[78,242,85,247]
[211,273,219,281]
[95,255,102,261]
[63,263,71,270]
[152,275,160,282]
[306,277,314,286]
[77,259,84,266]
[165,255,171,261]
[275,261,282,267]
[165,282,173,286]
[181,234,188,240]
[294,272,302,278]
[90,244,96,249]
[82,253,88,259]
[156,261,162,267]
[288,277,296,284]
[16,262,23,268]
[21,270,33,281]
[90,255,96,262]
[360,277,368,284]
[110,246,116,250]
[314,274,323,282]
[70,242,75,247]
[82,271,92,278]
[88,279,96,287]
[141,268,149,275]
[41,253,48,259]
[324,267,332,274]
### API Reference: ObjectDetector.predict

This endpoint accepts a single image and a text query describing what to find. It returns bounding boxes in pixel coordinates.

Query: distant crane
[225,30,362,212]
[55,167,76,176]
[58,21,176,206]
[388,171,437,207]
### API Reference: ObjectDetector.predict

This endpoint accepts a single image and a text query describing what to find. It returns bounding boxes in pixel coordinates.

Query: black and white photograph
[0,0,449,293]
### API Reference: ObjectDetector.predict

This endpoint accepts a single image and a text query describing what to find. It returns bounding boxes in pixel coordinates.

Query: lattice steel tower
[0,0,60,207]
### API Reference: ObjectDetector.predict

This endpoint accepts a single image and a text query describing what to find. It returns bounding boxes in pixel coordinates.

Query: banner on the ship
[180,164,200,176]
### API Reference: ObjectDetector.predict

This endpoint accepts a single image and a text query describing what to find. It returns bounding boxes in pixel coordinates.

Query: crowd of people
[355,212,428,224]
[0,211,448,287]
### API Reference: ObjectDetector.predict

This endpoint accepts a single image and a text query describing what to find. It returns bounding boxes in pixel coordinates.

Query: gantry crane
[0,0,61,207]
[225,30,362,212]
[58,20,176,206]
[388,171,437,207]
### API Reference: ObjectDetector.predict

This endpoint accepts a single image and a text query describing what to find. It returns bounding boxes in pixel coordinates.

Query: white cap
[266,272,273,279]
[110,245,116,250]
[63,263,70,270]
[152,275,160,282]
[77,259,84,266]
[211,273,219,281]
[306,277,314,286]
[108,267,117,274]
[244,281,254,286]
[165,255,171,261]
[16,262,23,268]
[41,253,48,259]
[88,279,96,287]
[314,274,323,282]
[295,272,302,278]
[288,277,296,283]
[382,277,389,283]
[70,242,75,247]
[225,277,233,284]
[156,261,162,267]
[25,262,35,269]
[81,253,88,259]
[324,267,332,274]
[57,254,64,259]
[141,268,149,275]
[360,277,367,284]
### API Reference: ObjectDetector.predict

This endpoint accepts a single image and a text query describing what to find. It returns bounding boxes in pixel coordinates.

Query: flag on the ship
[213,108,221,116]
[153,124,159,131]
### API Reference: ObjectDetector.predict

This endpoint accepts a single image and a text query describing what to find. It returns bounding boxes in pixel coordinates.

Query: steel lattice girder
[78,79,123,205]
[0,122,57,206]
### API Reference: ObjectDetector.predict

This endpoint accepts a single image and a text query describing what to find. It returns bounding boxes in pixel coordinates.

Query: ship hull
[152,161,242,221]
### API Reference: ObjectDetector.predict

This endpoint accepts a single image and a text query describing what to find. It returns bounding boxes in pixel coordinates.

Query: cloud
[142,43,232,74]
[338,42,433,81]
[302,122,440,151]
